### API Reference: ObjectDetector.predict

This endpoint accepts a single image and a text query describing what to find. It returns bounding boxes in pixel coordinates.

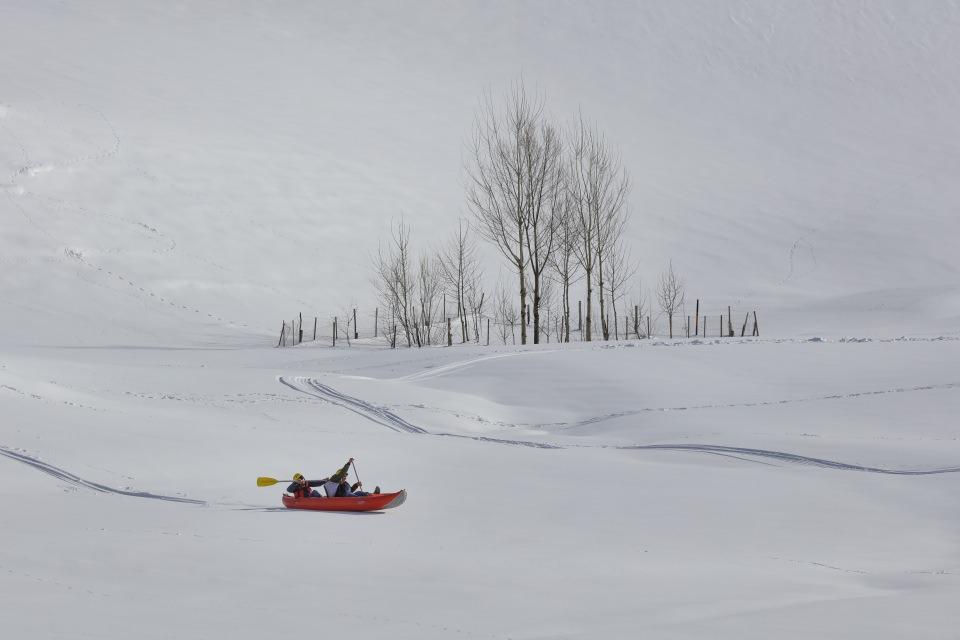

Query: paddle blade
[257,476,281,487]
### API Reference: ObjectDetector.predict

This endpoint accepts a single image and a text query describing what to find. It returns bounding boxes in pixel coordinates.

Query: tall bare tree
[603,236,636,340]
[656,261,685,339]
[523,122,563,344]
[467,81,560,345]
[568,116,630,341]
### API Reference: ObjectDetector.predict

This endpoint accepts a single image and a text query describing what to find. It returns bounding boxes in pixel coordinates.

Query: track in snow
[551,380,960,431]
[0,446,206,504]
[386,379,960,432]
[279,376,960,474]
[278,376,558,449]
[280,376,426,433]
[619,444,960,475]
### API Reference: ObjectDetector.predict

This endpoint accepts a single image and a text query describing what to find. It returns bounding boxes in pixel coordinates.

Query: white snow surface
[2,1,960,638]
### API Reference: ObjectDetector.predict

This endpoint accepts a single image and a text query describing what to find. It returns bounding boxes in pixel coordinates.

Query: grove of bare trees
[367,80,698,349]
[467,83,634,345]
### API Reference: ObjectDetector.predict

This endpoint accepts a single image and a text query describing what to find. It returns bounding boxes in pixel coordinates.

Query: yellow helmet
[292,473,304,482]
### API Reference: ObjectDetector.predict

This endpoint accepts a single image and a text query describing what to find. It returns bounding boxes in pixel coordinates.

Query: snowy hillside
[3,0,960,343]
[2,2,960,639]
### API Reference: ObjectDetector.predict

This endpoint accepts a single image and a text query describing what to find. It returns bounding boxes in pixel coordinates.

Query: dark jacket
[329,461,352,484]
[287,479,325,498]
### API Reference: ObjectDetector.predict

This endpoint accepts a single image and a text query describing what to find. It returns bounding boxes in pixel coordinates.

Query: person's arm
[307,479,326,487]
[286,482,299,493]
[329,459,353,483]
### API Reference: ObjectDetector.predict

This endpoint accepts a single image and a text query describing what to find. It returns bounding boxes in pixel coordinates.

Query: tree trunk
[517,250,527,345]
[584,270,593,342]
[597,252,608,341]
[532,271,541,344]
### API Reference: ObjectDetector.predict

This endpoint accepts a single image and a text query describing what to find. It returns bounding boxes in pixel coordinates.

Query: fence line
[276,303,760,347]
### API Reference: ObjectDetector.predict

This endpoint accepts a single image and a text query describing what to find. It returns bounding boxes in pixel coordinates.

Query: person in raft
[287,473,324,498]
[287,459,380,499]
[325,458,380,497]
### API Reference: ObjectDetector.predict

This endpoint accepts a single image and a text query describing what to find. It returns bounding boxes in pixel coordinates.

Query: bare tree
[372,220,416,347]
[494,283,518,345]
[466,275,487,343]
[467,81,560,345]
[549,182,581,342]
[439,219,481,344]
[568,116,630,341]
[656,261,685,339]
[535,271,556,343]
[523,122,563,344]
[568,123,597,342]
[416,253,442,346]
[603,236,636,340]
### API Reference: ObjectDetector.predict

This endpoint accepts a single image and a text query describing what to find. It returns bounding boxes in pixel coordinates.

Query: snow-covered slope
[3,0,959,343]
[3,337,960,638]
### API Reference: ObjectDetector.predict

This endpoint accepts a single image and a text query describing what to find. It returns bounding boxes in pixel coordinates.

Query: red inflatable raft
[282,490,407,512]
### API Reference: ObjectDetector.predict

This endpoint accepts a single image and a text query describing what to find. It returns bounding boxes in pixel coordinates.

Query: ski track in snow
[279,376,559,449]
[390,380,960,432]
[549,380,960,431]
[617,444,960,475]
[279,376,426,434]
[0,446,206,504]
[279,376,960,474]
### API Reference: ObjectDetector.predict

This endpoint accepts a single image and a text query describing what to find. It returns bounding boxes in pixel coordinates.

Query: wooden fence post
[647,316,651,338]
[741,312,749,337]
[727,306,733,337]
[313,316,317,341]
[299,312,304,344]
[486,318,490,346]
[332,318,337,347]
[694,299,699,336]
[578,301,582,332]
[686,315,690,338]
[278,322,285,347]
[353,308,358,339]
[447,318,452,346]
[374,308,378,338]
[752,311,759,336]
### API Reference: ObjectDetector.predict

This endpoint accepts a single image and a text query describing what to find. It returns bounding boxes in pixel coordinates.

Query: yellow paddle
[256,476,293,487]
